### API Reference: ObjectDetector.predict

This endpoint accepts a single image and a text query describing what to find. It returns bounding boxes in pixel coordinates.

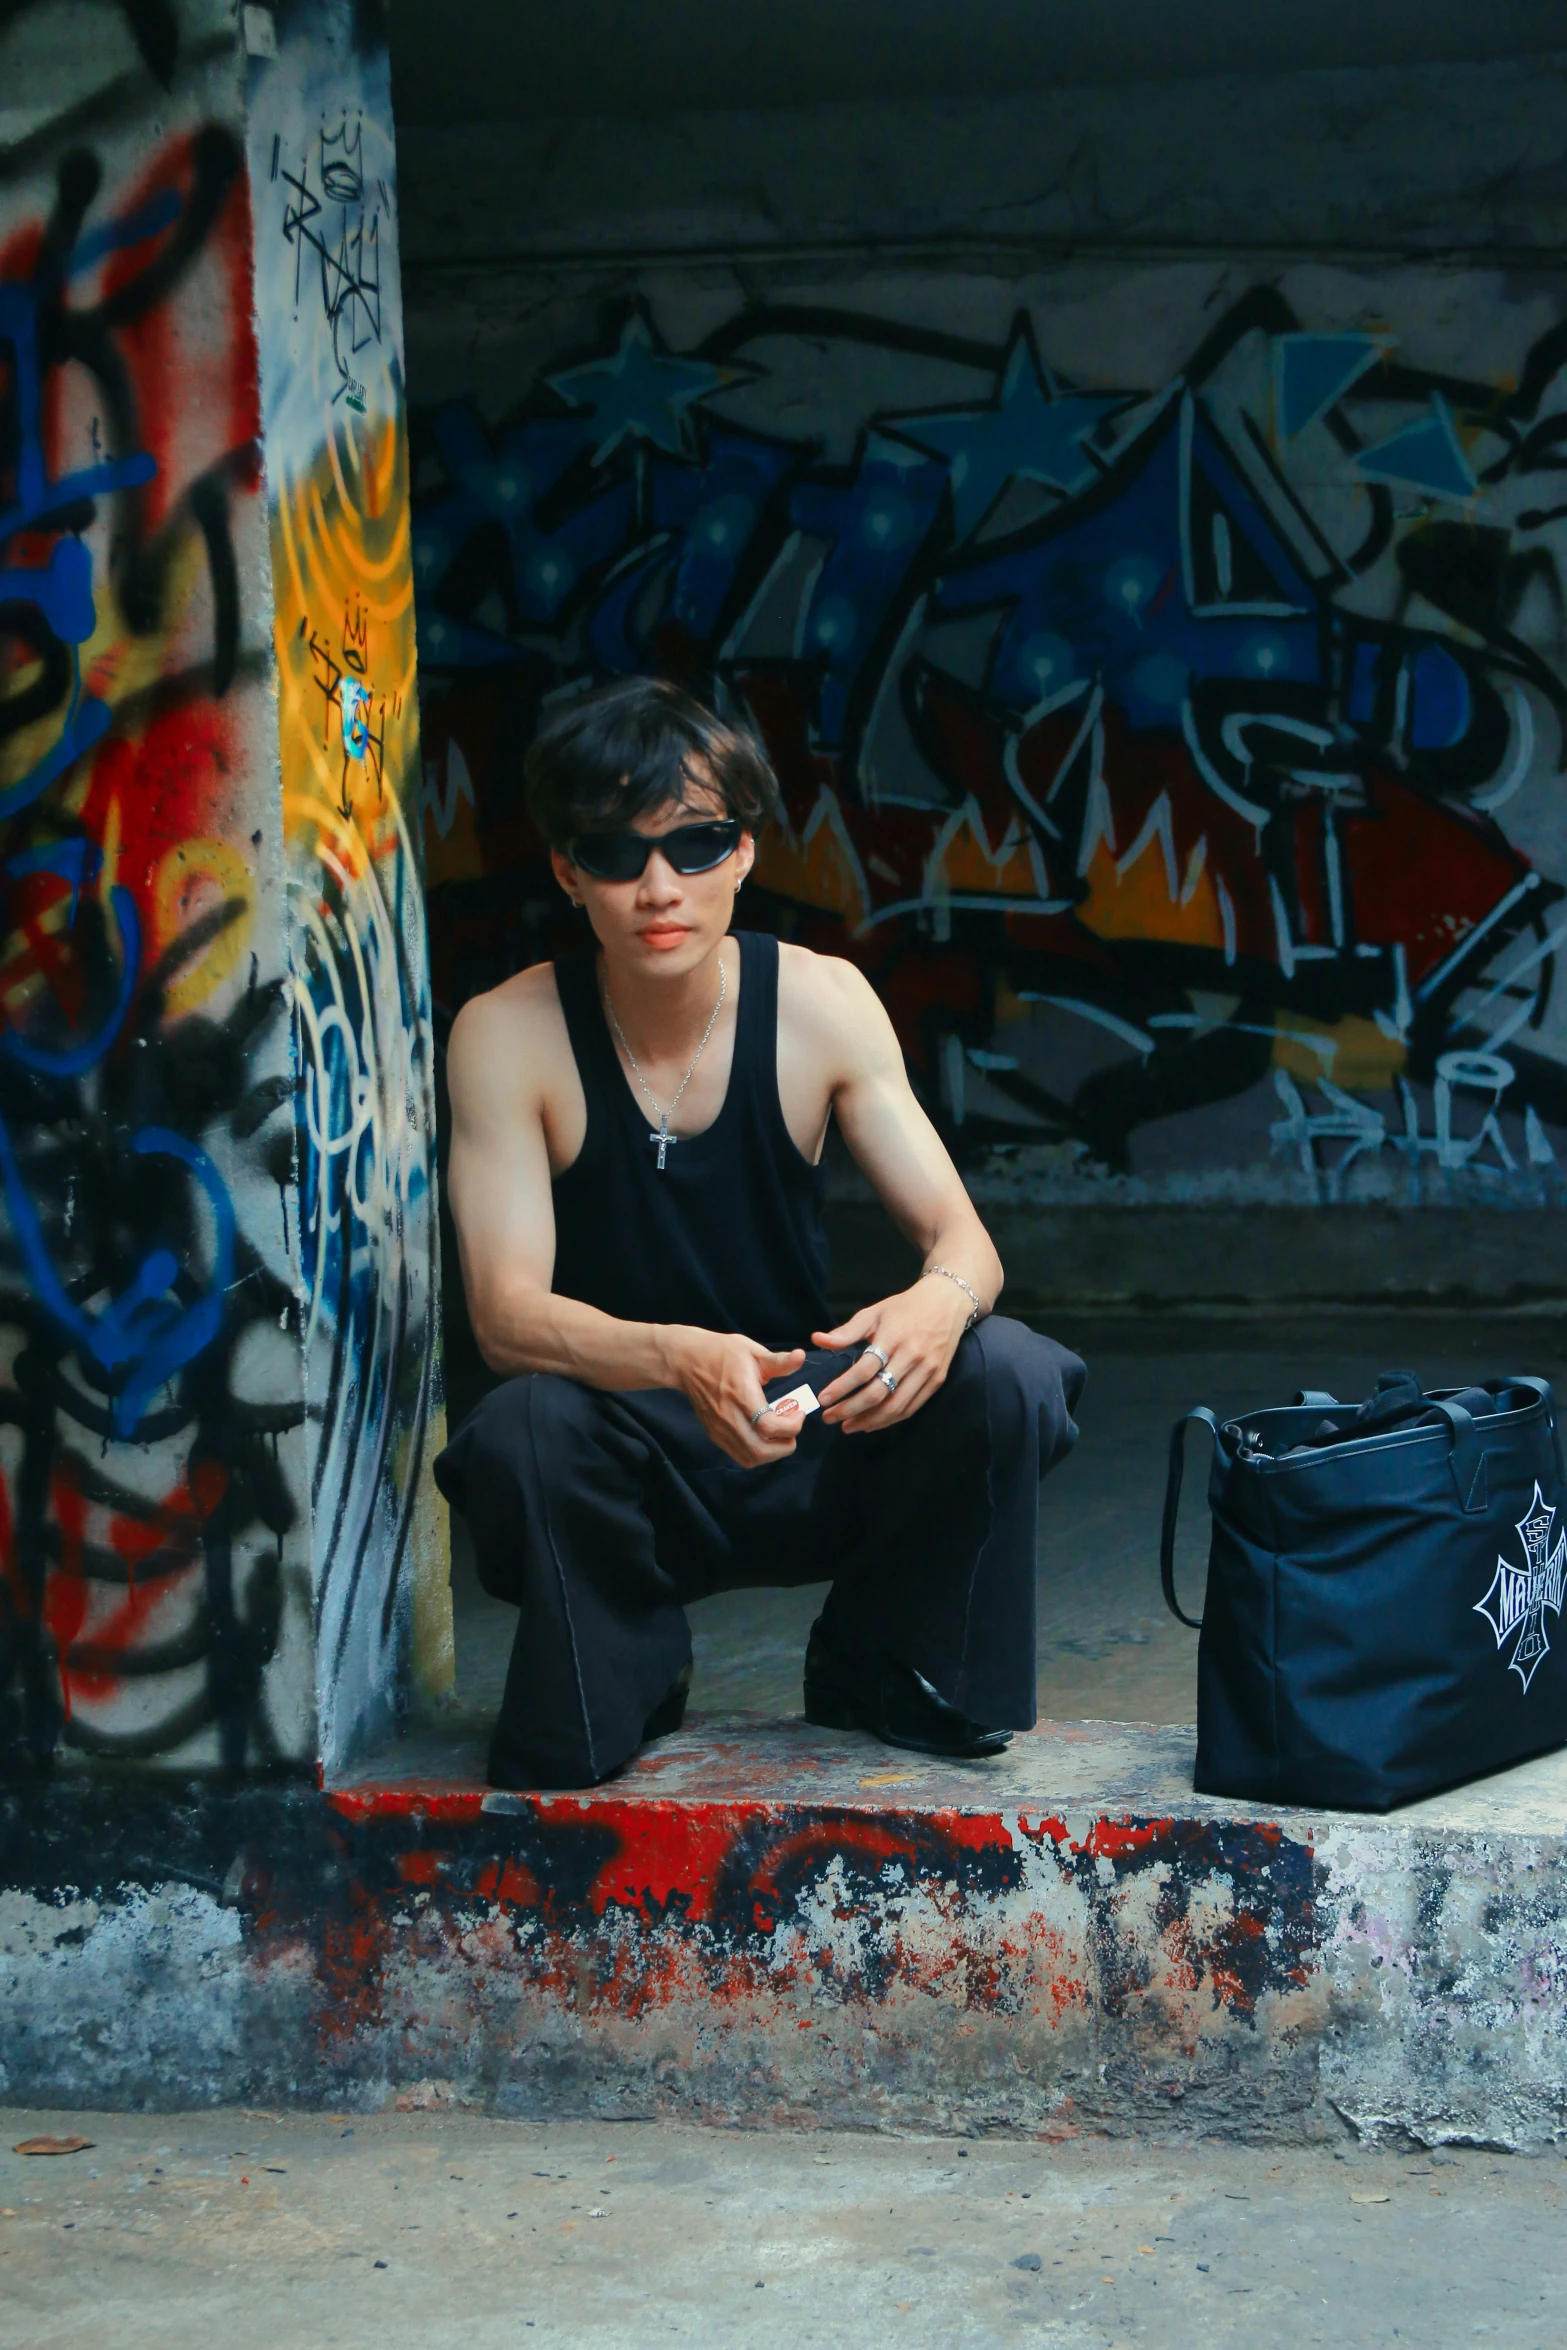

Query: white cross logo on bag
[1474,1482,1567,1693]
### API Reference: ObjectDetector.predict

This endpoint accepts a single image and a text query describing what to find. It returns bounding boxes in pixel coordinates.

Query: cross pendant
[650,1118,675,1170]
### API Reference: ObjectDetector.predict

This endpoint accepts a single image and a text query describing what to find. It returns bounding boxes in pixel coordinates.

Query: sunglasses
[568,819,743,882]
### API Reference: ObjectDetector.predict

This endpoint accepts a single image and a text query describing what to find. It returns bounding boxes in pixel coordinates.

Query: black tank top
[550,931,831,1348]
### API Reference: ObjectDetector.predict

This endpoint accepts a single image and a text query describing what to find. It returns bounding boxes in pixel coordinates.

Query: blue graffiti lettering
[0,1112,235,1439]
[0,279,156,820]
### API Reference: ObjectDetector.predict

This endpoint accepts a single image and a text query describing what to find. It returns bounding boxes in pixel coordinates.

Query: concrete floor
[2,2107,1564,2348]
[444,1314,1567,1733]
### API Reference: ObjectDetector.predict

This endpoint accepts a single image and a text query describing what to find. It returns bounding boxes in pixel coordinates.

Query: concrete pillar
[0,0,449,1780]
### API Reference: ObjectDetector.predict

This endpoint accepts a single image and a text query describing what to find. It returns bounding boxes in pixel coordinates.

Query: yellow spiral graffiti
[270,408,453,1707]
[271,413,418,857]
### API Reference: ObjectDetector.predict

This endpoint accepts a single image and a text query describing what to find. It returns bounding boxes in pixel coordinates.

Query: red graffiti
[97,127,261,524]
[40,1463,227,1717]
[1072,1816,1178,1861]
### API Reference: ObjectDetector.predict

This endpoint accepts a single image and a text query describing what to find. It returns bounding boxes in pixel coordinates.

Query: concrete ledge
[826,1203,1567,1312]
[3,1718,1566,2147]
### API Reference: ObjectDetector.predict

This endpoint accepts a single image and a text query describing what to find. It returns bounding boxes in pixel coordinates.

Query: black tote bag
[1160,1371,1567,1810]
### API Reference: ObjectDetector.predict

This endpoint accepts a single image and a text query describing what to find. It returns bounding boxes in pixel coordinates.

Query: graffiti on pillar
[277,108,383,417]
[0,22,313,1769]
[411,286,1567,1201]
[250,10,446,1767]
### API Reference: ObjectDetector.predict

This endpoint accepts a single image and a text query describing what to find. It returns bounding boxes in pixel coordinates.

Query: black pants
[434,1317,1085,1786]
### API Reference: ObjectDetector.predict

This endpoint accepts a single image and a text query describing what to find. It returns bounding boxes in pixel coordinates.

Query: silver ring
[750,1403,773,1426]
[861,1344,889,1370]
[877,1369,897,1393]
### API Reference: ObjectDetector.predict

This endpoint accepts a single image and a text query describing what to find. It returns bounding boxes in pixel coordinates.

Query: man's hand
[672,1330,808,1467]
[813,1275,974,1433]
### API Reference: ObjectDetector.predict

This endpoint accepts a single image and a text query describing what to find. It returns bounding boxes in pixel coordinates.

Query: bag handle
[1509,1373,1567,1487]
[1161,1408,1218,1631]
[1425,1395,1489,1514]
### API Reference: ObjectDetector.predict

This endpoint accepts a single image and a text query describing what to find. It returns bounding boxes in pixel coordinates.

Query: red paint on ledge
[541,1797,761,1924]
[1073,1817,1178,1861]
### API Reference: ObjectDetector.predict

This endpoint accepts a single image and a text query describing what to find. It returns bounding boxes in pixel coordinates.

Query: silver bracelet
[925,1263,984,1331]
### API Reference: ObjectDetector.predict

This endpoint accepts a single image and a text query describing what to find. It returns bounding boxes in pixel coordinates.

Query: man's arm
[785,954,1004,1432]
[445,980,805,1465]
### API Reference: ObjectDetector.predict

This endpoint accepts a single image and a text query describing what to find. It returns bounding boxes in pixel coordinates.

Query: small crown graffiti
[1474,1481,1567,1692]
[342,598,369,675]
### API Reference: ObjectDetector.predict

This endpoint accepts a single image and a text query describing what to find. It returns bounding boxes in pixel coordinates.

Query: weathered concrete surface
[4,2107,1565,2350]
[4,1718,1567,2148]
[826,1203,1567,1313]
[395,52,1567,282]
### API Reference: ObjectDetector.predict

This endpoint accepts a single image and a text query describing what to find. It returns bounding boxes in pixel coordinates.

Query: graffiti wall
[0,3,312,1769]
[0,0,446,1777]
[248,0,448,1767]
[409,270,1567,1205]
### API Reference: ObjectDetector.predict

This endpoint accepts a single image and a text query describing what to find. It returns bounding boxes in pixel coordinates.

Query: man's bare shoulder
[776,941,898,1071]
[453,963,563,1038]
[447,962,573,1106]
[777,939,878,1010]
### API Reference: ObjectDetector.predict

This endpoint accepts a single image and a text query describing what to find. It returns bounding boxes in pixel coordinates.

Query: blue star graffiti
[411,290,1567,1198]
[888,324,1132,535]
[545,312,750,465]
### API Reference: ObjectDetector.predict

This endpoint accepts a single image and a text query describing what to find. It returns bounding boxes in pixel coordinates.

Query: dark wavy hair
[524,675,780,853]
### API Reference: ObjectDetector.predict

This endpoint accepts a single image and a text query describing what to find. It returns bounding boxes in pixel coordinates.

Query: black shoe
[802,1619,1012,1760]
[642,1662,692,1744]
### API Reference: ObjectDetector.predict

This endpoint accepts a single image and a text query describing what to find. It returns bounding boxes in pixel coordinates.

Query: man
[436,676,1085,1789]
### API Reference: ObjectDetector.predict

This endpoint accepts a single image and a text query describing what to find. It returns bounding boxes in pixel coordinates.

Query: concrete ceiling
[387,0,1566,123]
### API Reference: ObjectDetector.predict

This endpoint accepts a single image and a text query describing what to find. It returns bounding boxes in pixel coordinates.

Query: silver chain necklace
[601,955,727,1171]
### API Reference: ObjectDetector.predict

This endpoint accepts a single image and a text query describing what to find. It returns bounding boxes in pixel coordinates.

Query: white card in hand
[769,1381,820,1420]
